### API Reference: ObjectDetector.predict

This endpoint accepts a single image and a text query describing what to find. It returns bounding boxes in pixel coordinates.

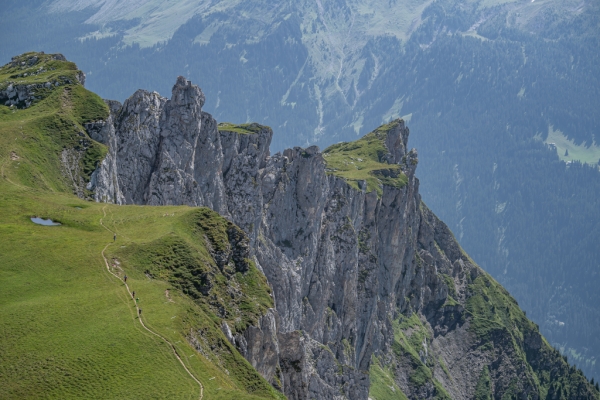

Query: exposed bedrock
[88,77,597,399]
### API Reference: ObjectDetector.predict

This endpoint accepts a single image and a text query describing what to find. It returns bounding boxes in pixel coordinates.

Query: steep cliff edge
[89,77,598,399]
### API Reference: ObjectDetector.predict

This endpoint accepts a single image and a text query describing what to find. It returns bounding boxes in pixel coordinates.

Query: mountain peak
[322,119,415,196]
[0,51,87,109]
[171,75,205,108]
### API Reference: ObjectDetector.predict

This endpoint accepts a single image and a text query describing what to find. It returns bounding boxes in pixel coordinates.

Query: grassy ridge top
[217,122,270,135]
[115,207,274,334]
[1,52,83,93]
[0,180,282,399]
[323,120,408,196]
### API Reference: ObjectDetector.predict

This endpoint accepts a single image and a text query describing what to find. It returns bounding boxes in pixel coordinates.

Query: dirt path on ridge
[100,206,204,400]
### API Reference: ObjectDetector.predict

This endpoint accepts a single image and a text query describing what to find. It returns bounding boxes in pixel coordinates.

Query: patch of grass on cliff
[186,208,274,331]
[440,274,456,297]
[0,181,283,400]
[236,259,274,331]
[465,274,530,341]
[474,366,492,400]
[369,356,408,400]
[218,122,269,135]
[395,313,430,358]
[389,313,451,398]
[186,207,230,252]
[439,274,459,307]
[323,121,407,196]
[464,273,599,398]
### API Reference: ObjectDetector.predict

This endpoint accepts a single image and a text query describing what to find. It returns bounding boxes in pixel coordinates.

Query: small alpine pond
[31,217,61,226]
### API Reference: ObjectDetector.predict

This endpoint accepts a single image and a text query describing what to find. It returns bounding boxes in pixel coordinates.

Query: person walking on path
[132,290,135,299]
[124,274,128,283]
[138,309,142,316]
[113,233,116,242]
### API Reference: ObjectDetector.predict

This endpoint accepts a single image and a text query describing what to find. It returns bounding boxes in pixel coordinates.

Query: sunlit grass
[323,120,408,196]
[0,180,282,399]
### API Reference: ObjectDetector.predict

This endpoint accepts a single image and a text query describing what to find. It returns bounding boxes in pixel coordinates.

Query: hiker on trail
[139,309,142,316]
[132,291,135,299]
[113,233,116,241]
[124,274,128,283]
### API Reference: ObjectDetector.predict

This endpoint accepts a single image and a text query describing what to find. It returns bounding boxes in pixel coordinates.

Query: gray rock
[90,77,592,399]
[89,79,436,398]
[84,120,106,143]
[239,309,281,388]
[76,70,86,86]
[0,83,34,108]
[0,66,86,109]
[88,104,125,204]
[221,320,235,344]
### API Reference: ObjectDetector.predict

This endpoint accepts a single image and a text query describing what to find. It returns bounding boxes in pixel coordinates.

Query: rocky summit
[83,75,597,399]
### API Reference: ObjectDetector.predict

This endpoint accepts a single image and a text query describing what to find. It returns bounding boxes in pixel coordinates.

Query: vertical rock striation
[89,78,597,399]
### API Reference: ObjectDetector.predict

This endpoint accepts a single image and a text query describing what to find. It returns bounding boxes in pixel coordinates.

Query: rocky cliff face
[88,78,598,399]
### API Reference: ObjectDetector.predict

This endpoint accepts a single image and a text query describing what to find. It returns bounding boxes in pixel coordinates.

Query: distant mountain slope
[1,0,599,381]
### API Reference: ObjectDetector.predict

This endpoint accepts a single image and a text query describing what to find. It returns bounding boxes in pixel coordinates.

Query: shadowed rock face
[89,78,597,400]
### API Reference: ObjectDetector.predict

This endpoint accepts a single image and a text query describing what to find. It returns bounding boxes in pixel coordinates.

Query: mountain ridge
[2,0,598,382]
[1,51,598,398]
[79,63,597,398]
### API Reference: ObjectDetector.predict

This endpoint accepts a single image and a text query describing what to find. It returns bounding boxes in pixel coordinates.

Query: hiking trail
[100,206,204,400]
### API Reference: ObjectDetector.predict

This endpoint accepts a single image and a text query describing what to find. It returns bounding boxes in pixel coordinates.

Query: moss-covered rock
[218,122,270,135]
[323,119,409,196]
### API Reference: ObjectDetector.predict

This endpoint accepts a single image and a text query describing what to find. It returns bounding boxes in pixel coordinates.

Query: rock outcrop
[0,53,84,108]
[88,77,598,399]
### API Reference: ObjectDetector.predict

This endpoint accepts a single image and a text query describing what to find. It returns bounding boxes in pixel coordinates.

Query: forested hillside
[1,0,599,380]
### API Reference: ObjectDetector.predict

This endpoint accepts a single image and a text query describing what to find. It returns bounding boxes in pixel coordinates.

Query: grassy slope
[368,205,599,398]
[369,312,451,400]
[0,183,281,399]
[113,208,274,335]
[371,268,599,398]
[464,272,597,398]
[0,52,108,193]
[323,120,408,196]
[368,356,408,400]
[0,53,283,399]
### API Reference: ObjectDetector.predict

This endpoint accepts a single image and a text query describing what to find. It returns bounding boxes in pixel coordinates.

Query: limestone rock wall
[88,77,597,399]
